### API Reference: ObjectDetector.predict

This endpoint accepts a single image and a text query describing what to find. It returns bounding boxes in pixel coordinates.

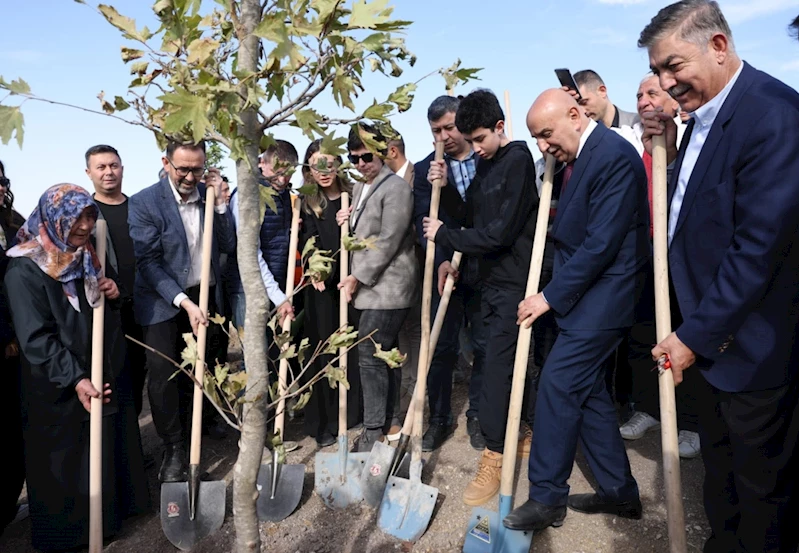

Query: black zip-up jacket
[435,140,539,292]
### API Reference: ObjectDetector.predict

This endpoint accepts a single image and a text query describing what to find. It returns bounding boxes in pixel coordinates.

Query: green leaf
[130,61,149,75]
[113,96,130,111]
[342,234,377,252]
[332,73,356,111]
[209,313,226,325]
[297,181,319,196]
[120,47,144,62]
[387,83,416,113]
[278,343,297,361]
[301,236,318,261]
[325,365,350,390]
[0,106,24,147]
[323,326,358,355]
[373,343,406,369]
[180,332,198,369]
[293,109,324,139]
[348,0,392,29]
[306,248,335,284]
[311,0,339,21]
[259,184,277,221]
[159,88,213,143]
[362,100,392,122]
[360,32,386,52]
[297,337,310,367]
[320,133,347,157]
[356,123,387,156]
[98,4,153,42]
[253,13,307,69]
[4,78,31,95]
[292,390,312,412]
[186,37,220,65]
[153,0,173,13]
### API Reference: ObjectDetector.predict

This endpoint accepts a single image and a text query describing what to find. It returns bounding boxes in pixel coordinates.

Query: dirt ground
[0,355,711,553]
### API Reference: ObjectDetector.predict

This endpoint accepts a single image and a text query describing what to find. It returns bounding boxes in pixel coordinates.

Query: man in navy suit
[128,140,235,482]
[503,88,648,531]
[639,2,799,551]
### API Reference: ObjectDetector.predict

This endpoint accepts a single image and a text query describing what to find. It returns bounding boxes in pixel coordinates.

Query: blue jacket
[128,178,236,326]
[668,62,799,392]
[544,123,649,331]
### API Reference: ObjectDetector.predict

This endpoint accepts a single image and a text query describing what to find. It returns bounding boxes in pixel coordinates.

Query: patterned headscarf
[6,184,101,312]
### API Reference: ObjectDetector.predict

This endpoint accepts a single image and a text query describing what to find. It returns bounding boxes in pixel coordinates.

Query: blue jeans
[427,281,486,424]
[358,308,409,430]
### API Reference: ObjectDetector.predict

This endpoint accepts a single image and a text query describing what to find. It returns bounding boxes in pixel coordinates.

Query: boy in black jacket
[423,89,539,506]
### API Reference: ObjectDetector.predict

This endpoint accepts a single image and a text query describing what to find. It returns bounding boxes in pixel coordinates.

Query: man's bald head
[527,88,590,163]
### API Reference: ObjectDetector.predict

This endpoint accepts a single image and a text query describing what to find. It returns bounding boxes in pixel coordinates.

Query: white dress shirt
[170,180,226,308]
[394,159,411,179]
[668,62,743,245]
[229,189,286,308]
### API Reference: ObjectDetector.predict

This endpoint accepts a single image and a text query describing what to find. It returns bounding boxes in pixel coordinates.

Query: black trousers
[699,375,799,553]
[479,285,537,452]
[120,298,147,415]
[143,286,219,446]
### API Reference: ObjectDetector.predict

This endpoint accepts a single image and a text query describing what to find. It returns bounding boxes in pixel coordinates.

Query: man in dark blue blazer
[128,140,235,482]
[413,95,487,452]
[504,88,649,531]
[640,2,799,551]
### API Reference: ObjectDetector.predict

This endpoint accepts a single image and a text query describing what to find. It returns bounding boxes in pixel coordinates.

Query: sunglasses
[348,152,374,165]
[0,177,9,188]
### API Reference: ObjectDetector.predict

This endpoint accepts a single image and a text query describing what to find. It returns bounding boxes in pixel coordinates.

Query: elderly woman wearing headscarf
[4,184,149,552]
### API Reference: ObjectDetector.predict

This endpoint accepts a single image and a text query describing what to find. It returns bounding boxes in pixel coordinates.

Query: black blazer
[4,257,125,427]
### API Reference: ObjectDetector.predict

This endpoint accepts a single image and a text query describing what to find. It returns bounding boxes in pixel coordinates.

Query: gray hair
[638,0,734,52]
[427,95,460,122]
[639,72,657,86]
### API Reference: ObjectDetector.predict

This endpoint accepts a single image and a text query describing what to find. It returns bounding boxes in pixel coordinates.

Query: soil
[1,350,710,553]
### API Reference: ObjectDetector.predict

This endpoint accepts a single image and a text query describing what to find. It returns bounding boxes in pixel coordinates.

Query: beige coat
[349,164,419,310]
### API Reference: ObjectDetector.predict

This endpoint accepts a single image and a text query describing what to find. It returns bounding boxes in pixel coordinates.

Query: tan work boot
[463,449,503,506]
[517,424,532,458]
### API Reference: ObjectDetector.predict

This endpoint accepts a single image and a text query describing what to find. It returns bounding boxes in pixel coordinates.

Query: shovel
[363,248,464,497]
[314,191,370,508]
[377,143,444,541]
[89,220,107,553]
[463,155,555,553]
[257,198,305,521]
[161,185,226,551]
[651,135,687,552]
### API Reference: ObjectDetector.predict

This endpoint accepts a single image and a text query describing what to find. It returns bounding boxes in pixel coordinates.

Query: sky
[2,0,799,215]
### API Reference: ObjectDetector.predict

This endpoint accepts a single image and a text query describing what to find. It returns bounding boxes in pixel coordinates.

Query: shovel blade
[361,441,397,507]
[161,480,226,551]
[256,462,306,522]
[314,449,370,509]
[462,506,533,553]
[377,475,438,542]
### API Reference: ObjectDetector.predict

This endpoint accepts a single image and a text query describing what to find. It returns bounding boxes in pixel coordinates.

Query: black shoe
[158,443,188,483]
[316,432,336,448]
[466,417,486,451]
[503,499,567,531]
[422,422,453,452]
[352,428,384,453]
[567,493,642,519]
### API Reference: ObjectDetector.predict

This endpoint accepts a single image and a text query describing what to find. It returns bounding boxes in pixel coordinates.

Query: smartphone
[555,68,582,101]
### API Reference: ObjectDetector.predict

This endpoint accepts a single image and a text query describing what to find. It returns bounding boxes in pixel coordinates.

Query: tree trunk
[233,0,267,551]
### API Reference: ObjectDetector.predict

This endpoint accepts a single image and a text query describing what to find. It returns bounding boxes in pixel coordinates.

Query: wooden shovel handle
[338,192,350,438]
[89,219,107,553]
[498,155,554,496]
[410,142,445,464]
[275,198,302,437]
[400,249,463,435]
[652,135,687,552]
[190,186,216,466]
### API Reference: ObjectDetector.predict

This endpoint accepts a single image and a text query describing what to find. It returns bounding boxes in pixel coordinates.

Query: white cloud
[723,0,799,24]
[0,50,43,63]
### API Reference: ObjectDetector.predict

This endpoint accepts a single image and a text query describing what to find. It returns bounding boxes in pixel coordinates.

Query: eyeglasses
[167,157,206,179]
[348,152,374,165]
[0,177,9,188]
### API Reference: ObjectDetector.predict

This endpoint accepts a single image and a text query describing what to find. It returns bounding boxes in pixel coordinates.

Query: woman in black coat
[4,184,149,551]
[300,140,362,446]
[0,160,26,534]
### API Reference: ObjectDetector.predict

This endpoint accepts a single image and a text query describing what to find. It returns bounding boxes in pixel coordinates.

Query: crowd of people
[1,0,799,551]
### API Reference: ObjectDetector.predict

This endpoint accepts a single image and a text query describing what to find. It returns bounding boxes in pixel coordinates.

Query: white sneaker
[619,411,660,440]
[678,430,701,459]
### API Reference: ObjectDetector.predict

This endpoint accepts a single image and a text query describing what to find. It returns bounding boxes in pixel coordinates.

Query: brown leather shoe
[517,424,532,458]
[463,449,503,506]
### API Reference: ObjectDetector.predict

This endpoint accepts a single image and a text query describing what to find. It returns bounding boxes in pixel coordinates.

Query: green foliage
[342,234,377,252]
[440,59,482,93]
[373,343,406,368]
[323,326,359,355]
[0,106,24,147]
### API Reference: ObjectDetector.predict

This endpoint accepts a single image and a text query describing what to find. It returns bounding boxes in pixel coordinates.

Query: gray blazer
[349,164,418,310]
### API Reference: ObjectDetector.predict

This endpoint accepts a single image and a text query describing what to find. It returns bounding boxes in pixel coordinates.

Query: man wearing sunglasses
[337,123,419,451]
[128,139,236,483]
